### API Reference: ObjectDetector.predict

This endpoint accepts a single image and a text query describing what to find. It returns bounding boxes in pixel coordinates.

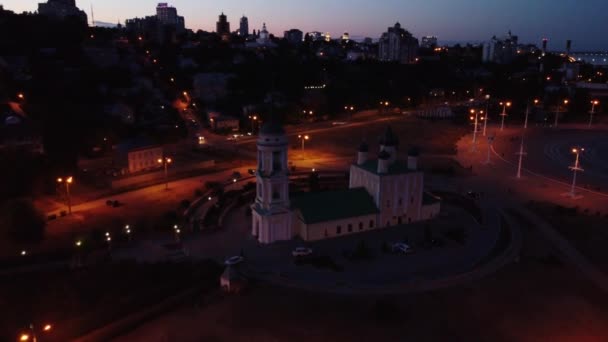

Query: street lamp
[483,94,490,136]
[125,224,132,242]
[20,323,52,342]
[56,176,73,214]
[105,232,112,253]
[525,99,540,129]
[298,134,310,150]
[173,224,181,243]
[344,105,355,119]
[589,100,599,127]
[516,135,527,179]
[157,157,172,190]
[484,134,495,164]
[499,101,511,131]
[469,109,482,151]
[568,147,585,198]
[17,93,25,100]
[248,115,258,133]
[554,99,568,127]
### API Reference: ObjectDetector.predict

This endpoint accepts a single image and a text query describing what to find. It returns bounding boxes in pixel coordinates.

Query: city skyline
[3,0,608,50]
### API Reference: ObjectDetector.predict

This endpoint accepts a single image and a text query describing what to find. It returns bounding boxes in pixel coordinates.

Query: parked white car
[392,242,413,254]
[292,247,313,258]
[224,255,244,265]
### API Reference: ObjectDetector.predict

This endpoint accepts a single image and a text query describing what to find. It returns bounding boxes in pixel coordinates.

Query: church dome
[379,126,398,147]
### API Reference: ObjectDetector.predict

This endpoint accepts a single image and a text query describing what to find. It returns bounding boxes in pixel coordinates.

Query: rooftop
[292,187,379,224]
[353,159,416,176]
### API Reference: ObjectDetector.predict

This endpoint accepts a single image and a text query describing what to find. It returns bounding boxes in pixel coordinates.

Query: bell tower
[251,121,292,244]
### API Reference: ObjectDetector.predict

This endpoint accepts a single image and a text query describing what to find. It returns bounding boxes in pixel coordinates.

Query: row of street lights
[473,97,599,199]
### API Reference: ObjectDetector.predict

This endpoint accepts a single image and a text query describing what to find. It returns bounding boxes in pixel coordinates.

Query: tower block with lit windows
[251,121,292,244]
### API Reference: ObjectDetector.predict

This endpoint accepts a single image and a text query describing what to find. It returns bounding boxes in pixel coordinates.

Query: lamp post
[56,176,73,214]
[173,224,181,243]
[525,99,539,129]
[483,94,490,136]
[298,134,310,150]
[568,147,584,198]
[248,115,258,133]
[125,224,132,242]
[589,100,599,128]
[516,135,527,179]
[157,157,172,190]
[344,105,355,119]
[469,109,482,151]
[20,323,52,342]
[499,101,511,131]
[484,134,495,164]
[554,99,568,127]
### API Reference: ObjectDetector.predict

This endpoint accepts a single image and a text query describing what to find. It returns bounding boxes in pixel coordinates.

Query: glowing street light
[524,98,540,129]
[157,157,173,190]
[248,115,258,133]
[469,109,482,151]
[20,323,52,341]
[173,225,181,242]
[516,135,527,179]
[56,176,73,214]
[125,224,132,241]
[298,134,310,150]
[568,147,585,198]
[483,94,490,136]
[17,93,25,100]
[554,99,568,127]
[499,101,511,131]
[589,100,599,127]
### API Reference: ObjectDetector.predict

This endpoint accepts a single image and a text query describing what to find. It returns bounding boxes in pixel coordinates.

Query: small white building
[251,123,440,244]
[115,138,164,174]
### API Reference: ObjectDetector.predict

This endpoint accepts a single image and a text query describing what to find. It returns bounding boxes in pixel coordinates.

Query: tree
[0,199,46,243]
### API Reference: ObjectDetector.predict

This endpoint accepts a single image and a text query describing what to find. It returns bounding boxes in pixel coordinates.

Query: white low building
[251,123,440,244]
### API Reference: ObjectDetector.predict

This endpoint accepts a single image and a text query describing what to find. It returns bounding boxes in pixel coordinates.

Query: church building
[251,123,440,244]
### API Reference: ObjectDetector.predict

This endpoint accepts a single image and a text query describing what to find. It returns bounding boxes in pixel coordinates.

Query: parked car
[392,242,413,254]
[225,255,244,266]
[292,247,313,258]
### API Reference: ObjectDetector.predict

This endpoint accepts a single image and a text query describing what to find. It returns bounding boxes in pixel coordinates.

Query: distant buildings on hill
[37,0,87,22]
[125,3,185,43]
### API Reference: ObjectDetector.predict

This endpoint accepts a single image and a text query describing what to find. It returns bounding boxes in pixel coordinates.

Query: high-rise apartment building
[378,22,419,64]
[239,16,249,37]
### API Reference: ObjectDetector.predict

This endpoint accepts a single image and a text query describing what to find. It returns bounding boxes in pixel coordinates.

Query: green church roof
[291,187,379,224]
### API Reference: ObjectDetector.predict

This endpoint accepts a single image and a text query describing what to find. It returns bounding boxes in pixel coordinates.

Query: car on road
[392,242,413,254]
[225,255,244,266]
[248,169,256,175]
[230,171,242,182]
[466,190,481,200]
[292,247,313,258]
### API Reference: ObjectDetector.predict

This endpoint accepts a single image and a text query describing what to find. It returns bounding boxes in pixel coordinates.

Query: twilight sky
[3,0,608,50]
